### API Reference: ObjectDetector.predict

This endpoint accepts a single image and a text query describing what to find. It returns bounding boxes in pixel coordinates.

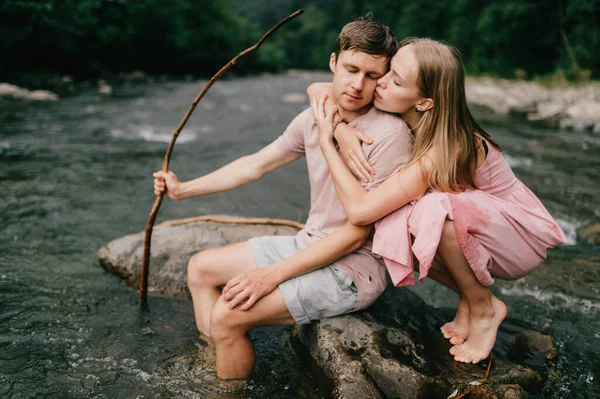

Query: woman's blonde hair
[402,37,500,193]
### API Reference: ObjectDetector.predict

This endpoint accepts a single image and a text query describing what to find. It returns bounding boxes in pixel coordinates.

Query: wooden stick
[484,353,493,379]
[140,9,304,306]
[452,354,494,399]
[160,215,305,230]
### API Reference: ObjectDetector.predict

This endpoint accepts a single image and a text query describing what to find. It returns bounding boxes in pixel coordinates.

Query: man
[153,16,412,379]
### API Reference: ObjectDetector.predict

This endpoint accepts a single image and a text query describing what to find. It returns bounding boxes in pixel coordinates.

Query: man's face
[330,50,389,116]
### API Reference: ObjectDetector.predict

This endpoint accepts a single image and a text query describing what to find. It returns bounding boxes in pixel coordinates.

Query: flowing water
[1,72,598,398]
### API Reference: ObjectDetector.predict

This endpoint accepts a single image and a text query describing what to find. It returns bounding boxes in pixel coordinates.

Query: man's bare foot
[450,295,507,363]
[440,297,470,345]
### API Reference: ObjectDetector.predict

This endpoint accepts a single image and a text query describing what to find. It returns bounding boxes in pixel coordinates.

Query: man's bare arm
[153,142,301,200]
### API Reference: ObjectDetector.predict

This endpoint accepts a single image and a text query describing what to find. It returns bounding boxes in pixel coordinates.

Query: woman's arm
[312,95,429,225]
[222,222,372,310]
[307,82,333,102]
[307,82,376,182]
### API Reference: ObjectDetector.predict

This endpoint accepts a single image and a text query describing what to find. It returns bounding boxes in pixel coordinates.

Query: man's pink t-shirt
[274,107,412,310]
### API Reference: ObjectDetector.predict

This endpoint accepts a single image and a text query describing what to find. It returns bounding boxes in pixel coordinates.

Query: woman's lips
[374,90,382,100]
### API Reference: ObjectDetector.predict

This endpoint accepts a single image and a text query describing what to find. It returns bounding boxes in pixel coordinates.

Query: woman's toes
[450,336,465,345]
[449,345,460,356]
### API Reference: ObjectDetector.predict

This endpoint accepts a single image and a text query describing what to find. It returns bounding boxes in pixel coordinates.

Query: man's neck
[337,103,373,123]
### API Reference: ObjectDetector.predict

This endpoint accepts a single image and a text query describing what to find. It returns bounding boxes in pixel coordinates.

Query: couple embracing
[153,16,565,380]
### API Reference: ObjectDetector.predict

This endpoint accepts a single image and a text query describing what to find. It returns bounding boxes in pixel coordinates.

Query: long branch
[140,9,304,306]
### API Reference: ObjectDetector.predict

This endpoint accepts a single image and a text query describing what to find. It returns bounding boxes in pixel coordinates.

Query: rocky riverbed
[98,217,561,399]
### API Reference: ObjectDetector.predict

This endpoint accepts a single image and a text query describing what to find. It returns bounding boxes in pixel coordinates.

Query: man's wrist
[266,263,287,285]
[174,182,188,200]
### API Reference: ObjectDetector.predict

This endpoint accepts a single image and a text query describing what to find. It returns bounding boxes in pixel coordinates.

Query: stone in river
[98,215,301,300]
[98,216,559,398]
[578,222,600,245]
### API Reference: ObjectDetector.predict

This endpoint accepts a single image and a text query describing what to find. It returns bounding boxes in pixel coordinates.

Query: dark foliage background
[0,0,597,81]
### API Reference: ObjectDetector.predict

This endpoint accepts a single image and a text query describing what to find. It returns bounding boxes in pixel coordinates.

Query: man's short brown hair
[335,15,398,59]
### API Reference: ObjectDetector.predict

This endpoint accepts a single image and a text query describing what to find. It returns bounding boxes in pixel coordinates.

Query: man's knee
[210,297,248,344]
[187,249,220,288]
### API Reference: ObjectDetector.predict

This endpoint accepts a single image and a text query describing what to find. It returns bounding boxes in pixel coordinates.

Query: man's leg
[187,241,258,337]
[210,287,295,379]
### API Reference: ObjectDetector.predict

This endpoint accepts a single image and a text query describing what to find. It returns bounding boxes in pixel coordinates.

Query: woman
[224,38,565,364]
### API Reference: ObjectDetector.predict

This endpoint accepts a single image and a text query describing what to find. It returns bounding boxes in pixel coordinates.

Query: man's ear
[417,98,434,112]
[329,53,337,73]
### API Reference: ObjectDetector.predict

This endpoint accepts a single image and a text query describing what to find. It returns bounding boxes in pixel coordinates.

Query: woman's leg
[418,254,470,345]
[436,219,507,364]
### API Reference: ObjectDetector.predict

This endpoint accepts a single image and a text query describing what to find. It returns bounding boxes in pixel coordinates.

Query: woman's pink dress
[372,139,566,287]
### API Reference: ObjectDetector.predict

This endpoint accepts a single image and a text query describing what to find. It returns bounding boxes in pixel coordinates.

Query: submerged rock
[99,216,559,397]
[578,222,600,245]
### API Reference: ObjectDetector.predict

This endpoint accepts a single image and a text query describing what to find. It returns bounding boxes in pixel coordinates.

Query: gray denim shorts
[248,236,358,325]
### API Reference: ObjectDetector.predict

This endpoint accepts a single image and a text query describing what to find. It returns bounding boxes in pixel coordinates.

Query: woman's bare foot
[440,297,470,345]
[450,295,507,363]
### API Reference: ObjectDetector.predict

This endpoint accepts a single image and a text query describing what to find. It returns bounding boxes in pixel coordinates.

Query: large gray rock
[98,215,301,300]
[99,216,558,397]
[293,287,557,399]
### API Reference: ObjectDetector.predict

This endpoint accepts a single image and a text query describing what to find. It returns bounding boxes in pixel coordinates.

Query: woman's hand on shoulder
[335,124,375,183]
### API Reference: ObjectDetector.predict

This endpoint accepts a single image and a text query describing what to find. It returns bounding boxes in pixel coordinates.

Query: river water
[1,72,598,398]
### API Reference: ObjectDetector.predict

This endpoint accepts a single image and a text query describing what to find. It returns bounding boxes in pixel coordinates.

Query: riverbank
[2,71,599,134]
[465,77,600,133]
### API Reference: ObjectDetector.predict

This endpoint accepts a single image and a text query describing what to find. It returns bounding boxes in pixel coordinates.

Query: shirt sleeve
[362,124,413,191]
[273,108,310,157]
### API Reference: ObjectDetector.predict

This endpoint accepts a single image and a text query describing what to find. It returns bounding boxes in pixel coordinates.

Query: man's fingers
[239,295,257,311]
[224,276,240,292]
[228,290,249,310]
[223,281,244,301]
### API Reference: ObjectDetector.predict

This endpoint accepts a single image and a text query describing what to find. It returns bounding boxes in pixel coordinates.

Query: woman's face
[374,45,424,115]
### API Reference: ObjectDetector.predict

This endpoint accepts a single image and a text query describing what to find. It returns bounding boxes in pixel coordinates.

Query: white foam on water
[555,218,580,245]
[503,154,534,169]
[110,125,199,143]
[198,125,214,134]
[138,125,197,143]
[0,141,10,149]
[500,281,600,314]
